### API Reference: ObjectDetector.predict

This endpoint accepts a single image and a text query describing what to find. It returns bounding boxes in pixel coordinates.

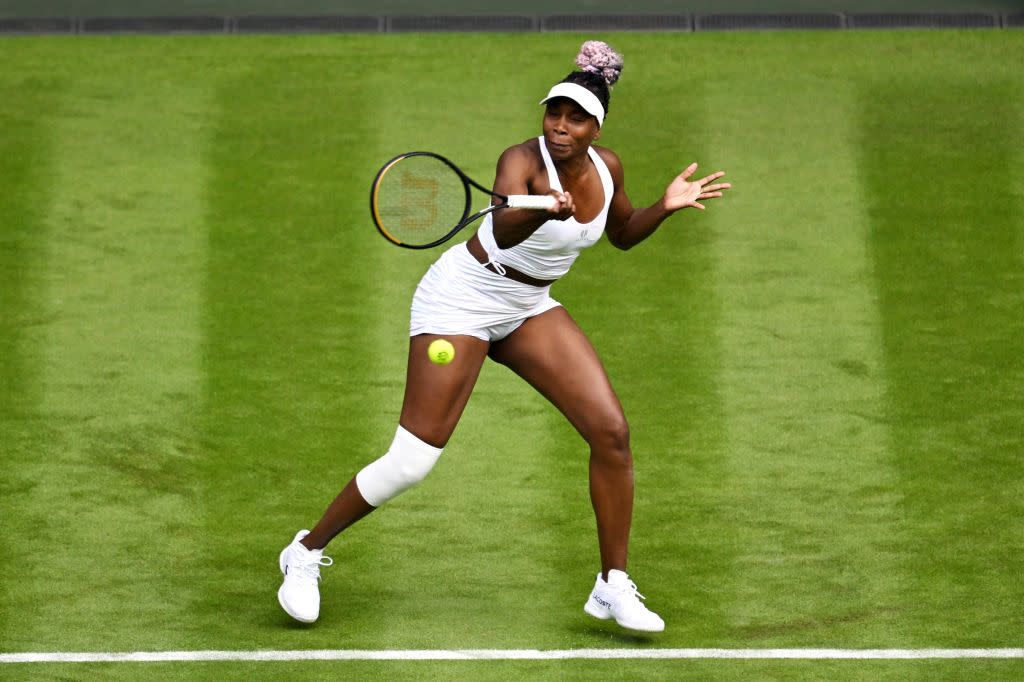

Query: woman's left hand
[663,163,731,211]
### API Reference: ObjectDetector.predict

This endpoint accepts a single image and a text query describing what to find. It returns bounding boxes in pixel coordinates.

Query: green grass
[1,30,1023,679]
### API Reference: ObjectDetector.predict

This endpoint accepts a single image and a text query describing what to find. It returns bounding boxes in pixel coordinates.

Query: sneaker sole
[277,584,318,623]
[613,616,665,633]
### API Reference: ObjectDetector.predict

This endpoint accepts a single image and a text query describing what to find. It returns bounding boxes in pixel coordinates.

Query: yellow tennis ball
[428,339,455,365]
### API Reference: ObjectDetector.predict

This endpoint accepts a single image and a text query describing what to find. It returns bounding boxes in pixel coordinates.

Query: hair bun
[575,40,624,87]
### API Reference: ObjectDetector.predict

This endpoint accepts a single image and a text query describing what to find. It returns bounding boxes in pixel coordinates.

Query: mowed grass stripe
[0,63,52,416]
[0,51,62,648]
[860,76,1024,644]
[704,34,902,645]
[3,39,211,650]
[196,40,397,648]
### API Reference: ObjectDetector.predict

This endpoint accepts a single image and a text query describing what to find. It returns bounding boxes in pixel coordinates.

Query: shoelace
[613,579,647,604]
[292,553,333,582]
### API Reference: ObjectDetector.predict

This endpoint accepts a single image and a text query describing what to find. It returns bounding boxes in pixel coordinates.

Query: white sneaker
[277,530,333,623]
[583,569,665,632]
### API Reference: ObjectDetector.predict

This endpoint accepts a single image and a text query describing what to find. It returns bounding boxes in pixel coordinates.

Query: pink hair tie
[575,40,624,87]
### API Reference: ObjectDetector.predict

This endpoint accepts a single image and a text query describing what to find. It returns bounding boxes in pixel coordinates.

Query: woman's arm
[490,144,574,249]
[602,149,730,251]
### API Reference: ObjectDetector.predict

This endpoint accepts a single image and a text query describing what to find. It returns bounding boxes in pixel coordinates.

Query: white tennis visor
[540,82,605,127]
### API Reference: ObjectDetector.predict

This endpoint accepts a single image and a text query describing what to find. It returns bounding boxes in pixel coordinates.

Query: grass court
[1,29,1023,679]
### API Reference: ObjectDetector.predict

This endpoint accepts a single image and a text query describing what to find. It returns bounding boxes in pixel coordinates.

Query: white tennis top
[476,136,614,281]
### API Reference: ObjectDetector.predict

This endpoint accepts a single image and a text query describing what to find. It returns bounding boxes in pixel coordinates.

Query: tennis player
[278,40,730,632]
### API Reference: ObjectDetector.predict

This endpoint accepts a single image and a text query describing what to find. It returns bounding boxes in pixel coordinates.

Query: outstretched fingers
[698,170,727,185]
[670,164,730,211]
[679,162,699,180]
[697,172,730,204]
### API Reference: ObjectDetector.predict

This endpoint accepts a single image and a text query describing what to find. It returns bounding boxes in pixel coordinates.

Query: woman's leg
[488,307,632,578]
[301,333,490,550]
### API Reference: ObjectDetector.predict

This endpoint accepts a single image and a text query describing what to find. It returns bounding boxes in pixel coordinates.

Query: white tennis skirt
[409,242,562,342]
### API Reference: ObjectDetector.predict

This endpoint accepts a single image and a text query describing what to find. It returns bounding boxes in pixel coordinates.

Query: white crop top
[476,136,614,281]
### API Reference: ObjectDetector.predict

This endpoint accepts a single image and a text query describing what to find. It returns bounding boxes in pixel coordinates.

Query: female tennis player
[278,40,730,631]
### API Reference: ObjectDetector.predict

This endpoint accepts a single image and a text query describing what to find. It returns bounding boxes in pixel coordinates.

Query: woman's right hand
[548,190,575,220]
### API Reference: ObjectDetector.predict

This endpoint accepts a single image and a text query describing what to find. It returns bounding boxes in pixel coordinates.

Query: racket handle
[507,195,558,210]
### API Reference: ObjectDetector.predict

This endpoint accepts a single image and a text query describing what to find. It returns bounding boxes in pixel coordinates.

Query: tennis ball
[428,339,455,365]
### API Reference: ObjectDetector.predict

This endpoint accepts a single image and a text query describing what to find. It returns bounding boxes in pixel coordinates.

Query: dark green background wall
[3,0,1022,18]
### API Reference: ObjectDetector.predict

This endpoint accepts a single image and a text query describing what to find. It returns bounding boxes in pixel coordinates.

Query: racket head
[370,152,473,249]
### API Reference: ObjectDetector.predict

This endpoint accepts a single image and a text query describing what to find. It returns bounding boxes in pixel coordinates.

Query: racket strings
[374,156,468,245]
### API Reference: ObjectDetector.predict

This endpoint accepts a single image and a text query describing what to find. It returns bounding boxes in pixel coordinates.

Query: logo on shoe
[593,595,612,608]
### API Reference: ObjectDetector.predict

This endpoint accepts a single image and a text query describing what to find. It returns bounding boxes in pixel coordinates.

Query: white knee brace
[355,426,443,507]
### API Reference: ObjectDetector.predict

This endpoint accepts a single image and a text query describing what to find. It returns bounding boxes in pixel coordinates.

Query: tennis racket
[370,151,558,249]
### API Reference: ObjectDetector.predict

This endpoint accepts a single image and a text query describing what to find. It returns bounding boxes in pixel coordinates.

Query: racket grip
[507,195,558,210]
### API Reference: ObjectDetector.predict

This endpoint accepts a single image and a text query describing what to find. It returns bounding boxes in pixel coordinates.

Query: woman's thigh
[488,307,628,444]
[399,333,491,447]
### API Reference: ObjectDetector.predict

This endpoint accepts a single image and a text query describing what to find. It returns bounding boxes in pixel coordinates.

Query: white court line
[1,649,1023,663]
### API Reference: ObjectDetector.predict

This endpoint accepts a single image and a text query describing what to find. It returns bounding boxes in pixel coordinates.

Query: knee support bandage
[355,426,443,507]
